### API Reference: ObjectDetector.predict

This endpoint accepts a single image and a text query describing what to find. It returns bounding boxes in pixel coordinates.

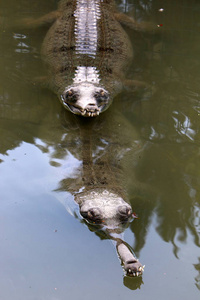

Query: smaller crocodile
[23,0,154,116]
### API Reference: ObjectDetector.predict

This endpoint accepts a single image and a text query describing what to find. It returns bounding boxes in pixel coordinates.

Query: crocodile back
[42,0,133,96]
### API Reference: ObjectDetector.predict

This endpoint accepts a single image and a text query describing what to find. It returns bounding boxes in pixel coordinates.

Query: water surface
[0,0,200,299]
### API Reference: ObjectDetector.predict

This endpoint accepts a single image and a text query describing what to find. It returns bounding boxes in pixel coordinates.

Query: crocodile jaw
[61,82,110,117]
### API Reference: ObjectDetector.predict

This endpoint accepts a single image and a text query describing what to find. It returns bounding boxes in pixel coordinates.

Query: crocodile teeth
[81,108,100,117]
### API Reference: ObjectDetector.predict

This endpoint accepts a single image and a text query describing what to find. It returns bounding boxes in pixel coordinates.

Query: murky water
[0,0,200,299]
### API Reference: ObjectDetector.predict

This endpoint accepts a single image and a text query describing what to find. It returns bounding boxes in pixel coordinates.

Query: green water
[0,0,200,299]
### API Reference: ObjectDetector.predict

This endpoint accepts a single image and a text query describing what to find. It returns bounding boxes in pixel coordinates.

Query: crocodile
[56,109,145,277]
[24,0,153,117]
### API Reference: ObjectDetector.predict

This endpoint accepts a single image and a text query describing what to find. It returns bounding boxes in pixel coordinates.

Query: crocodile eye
[118,206,132,221]
[81,208,103,224]
[88,208,102,220]
[94,89,109,104]
[67,90,73,96]
[64,89,78,103]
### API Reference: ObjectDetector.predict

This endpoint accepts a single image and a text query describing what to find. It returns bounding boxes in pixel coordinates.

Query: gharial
[23,0,155,117]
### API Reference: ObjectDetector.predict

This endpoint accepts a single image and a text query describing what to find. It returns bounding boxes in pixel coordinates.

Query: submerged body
[41,0,133,116]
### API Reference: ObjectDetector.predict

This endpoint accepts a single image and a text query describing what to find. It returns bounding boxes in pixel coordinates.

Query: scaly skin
[41,0,133,116]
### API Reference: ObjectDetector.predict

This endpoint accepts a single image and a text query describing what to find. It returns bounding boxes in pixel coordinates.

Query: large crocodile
[23,0,153,117]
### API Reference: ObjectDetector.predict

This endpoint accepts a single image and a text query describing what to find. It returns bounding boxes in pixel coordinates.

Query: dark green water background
[0,0,200,299]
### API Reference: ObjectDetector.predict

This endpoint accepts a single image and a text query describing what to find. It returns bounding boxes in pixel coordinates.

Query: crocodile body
[42,0,133,116]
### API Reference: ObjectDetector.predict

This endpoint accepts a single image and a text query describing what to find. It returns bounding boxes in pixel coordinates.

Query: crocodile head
[61,83,110,117]
[75,190,133,230]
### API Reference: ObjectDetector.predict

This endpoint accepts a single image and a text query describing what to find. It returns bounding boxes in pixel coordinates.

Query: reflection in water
[54,110,146,278]
[29,107,146,281]
[0,0,200,297]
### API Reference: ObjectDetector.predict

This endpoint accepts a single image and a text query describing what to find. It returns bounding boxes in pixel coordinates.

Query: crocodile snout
[81,103,100,117]
[61,83,109,117]
[62,100,100,117]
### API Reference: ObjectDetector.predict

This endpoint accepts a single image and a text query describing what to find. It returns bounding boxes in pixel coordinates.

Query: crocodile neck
[73,66,100,85]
